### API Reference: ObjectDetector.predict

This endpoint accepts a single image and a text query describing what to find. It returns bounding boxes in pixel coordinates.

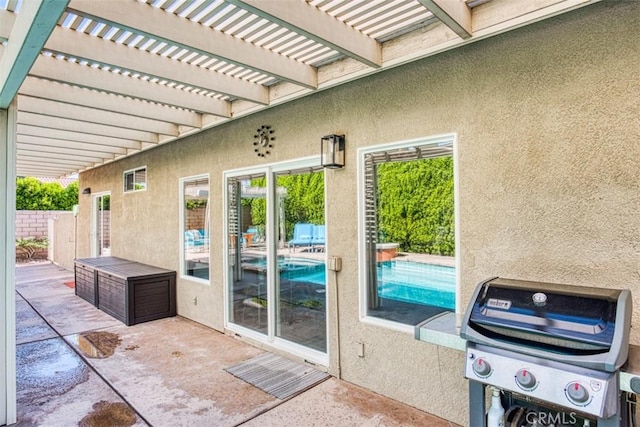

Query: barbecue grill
[460,277,633,426]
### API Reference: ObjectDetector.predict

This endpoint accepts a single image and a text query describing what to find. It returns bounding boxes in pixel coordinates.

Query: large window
[181,175,209,282]
[124,166,147,193]
[360,136,457,328]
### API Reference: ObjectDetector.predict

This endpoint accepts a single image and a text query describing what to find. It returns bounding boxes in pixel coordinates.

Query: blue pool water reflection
[244,256,455,309]
[377,260,455,309]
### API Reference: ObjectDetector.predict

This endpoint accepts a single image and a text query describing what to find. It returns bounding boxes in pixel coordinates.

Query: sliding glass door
[225,162,327,361]
[92,192,111,257]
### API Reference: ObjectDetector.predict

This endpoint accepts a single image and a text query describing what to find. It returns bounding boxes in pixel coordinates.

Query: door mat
[63,281,75,289]
[224,352,329,400]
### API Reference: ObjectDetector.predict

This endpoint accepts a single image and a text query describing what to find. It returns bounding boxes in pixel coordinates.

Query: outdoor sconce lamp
[82,187,91,195]
[321,134,345,169]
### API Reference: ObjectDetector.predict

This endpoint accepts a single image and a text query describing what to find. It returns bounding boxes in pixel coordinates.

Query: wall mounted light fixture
[82,187,91,195]
[321,134,345,169]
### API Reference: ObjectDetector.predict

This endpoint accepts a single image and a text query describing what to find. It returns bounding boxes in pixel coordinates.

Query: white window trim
[357,133,461,334]
[123,165,147,193]
[179,173,210,285]
[222,155,330,366]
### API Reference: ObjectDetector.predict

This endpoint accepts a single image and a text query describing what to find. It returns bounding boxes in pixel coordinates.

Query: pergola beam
[17,124,142,150]
[67,0,317,89]
[17,135,129,155]
[18,112,158,143]
[44,28,269,105]
[26,54,230,117]
[16,169,70,178]
[0,9,14,41]
[228,0,382,68]
[17,156,91,168]
[16,163,72,173]
[20,76,203,127]
[17,149,104,164]
[17,96,179,137]
[416,0,472,39]
[0,1,69,108]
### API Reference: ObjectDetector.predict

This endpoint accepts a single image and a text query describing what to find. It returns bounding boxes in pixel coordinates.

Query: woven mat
[224,352,329,400]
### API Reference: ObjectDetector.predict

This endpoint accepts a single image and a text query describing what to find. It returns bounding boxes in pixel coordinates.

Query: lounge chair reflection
[312,225,325,251]
[287,223,314,252]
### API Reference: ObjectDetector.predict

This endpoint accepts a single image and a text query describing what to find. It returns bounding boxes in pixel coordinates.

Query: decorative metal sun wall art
[253,125,275,157]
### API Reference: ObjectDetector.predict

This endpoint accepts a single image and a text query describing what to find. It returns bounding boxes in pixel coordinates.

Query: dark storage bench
[74,257,176,326]
[74,257,136,306]
[96,262,176,326]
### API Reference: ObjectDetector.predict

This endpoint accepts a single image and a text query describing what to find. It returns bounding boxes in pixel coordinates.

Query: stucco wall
[48,212,76,271]
[77,3,640,424]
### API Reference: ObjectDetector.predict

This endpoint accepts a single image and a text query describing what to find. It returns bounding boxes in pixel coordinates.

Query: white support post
[0,2,67,417]
[0,99,17,425]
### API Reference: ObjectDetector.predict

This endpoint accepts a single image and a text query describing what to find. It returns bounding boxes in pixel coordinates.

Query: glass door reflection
[227,175,268,335]
[275,169,326,353]
[93,193,110,257]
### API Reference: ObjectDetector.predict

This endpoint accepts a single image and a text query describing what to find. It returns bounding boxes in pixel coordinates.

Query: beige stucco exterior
[47,211,75,271]
[76,3,640,424]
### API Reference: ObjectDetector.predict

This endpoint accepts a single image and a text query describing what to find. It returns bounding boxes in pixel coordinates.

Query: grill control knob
[566,382,589,404]
[472,358,492,377]
[515,369,537,389]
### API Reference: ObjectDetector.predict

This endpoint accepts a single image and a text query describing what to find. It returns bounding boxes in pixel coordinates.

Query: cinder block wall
[16,210,69,260]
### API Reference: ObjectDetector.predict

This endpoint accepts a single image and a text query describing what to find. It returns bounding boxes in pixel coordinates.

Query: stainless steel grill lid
[460,277,632,372]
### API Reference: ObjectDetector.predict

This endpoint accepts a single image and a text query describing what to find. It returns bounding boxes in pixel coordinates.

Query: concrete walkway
[15,262,456,427]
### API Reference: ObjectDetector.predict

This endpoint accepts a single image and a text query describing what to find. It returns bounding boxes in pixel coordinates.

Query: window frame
[123,166,147,193]
[357,133,461,333]
[179,173,210,285]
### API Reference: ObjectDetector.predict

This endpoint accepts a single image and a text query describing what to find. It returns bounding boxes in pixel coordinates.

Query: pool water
[377,260,455,309]
[244,256,326,285]
[244,256,455,309]
[281,259,325,285]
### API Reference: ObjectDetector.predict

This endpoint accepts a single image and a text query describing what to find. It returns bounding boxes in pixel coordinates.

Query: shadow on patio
[15,262,455,427]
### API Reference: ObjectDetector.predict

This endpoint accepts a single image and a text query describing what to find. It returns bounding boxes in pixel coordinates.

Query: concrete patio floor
[14,262,456,427]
